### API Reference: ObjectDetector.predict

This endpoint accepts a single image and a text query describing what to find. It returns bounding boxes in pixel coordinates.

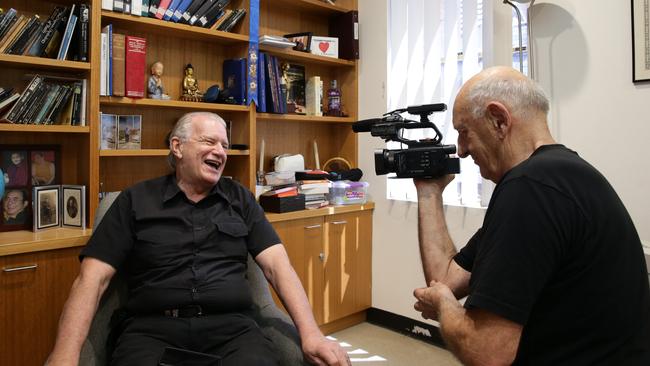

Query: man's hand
[413,280,457,321]
[302,334,351,366]
[414,174,455,198]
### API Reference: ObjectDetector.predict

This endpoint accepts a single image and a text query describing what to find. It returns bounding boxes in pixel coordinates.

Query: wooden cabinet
[271,206,372,332]
[0,247,81,366]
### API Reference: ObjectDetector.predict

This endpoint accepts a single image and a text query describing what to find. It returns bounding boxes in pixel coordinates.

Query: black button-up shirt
[81,175,280,313]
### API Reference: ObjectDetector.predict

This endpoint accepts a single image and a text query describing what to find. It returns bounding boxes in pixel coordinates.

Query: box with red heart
[310,36,339,58]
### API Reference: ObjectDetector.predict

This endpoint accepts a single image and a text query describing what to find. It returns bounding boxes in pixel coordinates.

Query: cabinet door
[272,217,325,324]
[0,247,81,366]
[323,211,372,323]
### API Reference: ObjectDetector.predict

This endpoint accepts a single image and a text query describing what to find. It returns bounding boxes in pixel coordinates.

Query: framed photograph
[100,113,118,149]
[33,185,60,231]
[0,144,60,232]
[632,0,650,82]
[61,185,86,229]
[1,188,32,232]
[284,32,313,52]
[117,115,142,150]
[310,36,339,58]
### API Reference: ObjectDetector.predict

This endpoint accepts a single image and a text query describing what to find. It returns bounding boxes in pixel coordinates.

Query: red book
[125,36,146,98]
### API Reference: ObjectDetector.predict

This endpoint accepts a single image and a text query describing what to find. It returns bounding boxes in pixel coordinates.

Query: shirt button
[192,288,197,293]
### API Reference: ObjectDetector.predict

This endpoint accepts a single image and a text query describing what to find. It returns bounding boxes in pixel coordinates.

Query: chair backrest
[78,191,307,365]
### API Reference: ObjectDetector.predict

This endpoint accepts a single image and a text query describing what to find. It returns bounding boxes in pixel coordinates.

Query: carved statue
[147,61,170,100]
[181,64,203,101]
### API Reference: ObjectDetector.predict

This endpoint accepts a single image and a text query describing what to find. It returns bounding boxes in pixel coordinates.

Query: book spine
[76,3,90,61]
[20,83,49,124]
[123,0,132,14]
[34,84,60,124]
[141,0,150,16]
[30,7,63,57]
[163,0,182,20]
[100,33,107,96]
[80,79,87,126]
[222,9,245,32]
[155,0,171,19]
[102,0,114,11]
[113,0,125,13]
[257,52,266,113]
[6,15,39,55]
[5,75,44,123]
[125,36,147,98]
[111,33,126,97]
[0,9,18,39]
[57,13,77,60]
[172,0,193,22]
[131,0,143,16]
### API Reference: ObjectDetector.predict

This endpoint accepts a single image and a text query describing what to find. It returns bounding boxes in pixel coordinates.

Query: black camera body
[353,103,460,179]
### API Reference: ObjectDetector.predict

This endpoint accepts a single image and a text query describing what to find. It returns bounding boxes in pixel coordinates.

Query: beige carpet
[329,322,462,365]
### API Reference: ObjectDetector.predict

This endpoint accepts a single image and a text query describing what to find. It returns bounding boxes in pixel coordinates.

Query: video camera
[352,103,460,179]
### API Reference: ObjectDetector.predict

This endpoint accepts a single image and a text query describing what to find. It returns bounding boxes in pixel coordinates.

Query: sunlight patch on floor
[327,336,388,363]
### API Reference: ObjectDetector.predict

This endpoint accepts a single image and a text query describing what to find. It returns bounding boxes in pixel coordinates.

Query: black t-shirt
[454,145,650,365]
[81,175,281,314]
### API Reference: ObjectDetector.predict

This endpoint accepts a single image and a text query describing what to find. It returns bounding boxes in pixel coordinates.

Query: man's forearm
[46,271,110,365]
[417,187,457,285]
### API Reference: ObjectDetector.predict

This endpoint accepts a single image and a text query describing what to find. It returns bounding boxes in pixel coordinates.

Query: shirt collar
[162,174,231,204]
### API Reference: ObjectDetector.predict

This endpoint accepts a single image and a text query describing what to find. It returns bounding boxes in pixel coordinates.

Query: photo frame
[33,185,60,231]
[632,0,650,82]
[61,185,86,229]
[284,32,313,52]
[0,144,60,232]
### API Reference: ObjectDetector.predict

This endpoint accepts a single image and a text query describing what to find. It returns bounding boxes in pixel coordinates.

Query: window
[387,0,485,206]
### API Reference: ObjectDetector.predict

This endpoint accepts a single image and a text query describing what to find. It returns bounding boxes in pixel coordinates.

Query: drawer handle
[3,264,38,272]
[331,220,347,225]
[304,224,322,229]
[319,253,326,262]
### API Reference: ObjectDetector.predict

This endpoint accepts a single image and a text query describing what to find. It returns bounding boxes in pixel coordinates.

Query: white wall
[359,0,650,322]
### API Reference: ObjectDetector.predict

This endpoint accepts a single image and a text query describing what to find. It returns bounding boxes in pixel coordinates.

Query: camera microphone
[352,118,382,133]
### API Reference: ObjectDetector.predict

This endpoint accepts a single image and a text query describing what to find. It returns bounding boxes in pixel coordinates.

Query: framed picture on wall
[33,185,60,231]
[632,0,650,82]
[61,185,86,229]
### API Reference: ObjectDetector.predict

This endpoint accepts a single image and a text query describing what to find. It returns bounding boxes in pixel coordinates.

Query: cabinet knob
[331,220,347,225]
[304,224,322,229]
[2,264,38,272]
[319,253,326,262]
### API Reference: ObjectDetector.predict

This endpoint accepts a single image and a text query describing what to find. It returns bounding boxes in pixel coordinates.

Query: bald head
[455,66,549,121]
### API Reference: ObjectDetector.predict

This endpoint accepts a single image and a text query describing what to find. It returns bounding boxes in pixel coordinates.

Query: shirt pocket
[134,227,187,266]
[210,217,249,259]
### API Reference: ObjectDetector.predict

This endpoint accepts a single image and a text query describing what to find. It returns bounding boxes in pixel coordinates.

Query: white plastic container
[329,181,369,205]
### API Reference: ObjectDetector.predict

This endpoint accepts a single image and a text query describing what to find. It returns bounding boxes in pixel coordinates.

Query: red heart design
[319,42,330,52]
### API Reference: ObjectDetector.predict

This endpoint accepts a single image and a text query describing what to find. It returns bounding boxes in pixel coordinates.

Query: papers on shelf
[259,35,296,48]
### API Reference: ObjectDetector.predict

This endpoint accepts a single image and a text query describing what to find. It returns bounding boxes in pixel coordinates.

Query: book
[101,24,113,95]
[123,0,132,14]
[56,6,77,60]
[218,8,245,32]
[258,35,295,48]
[171,0,193,22]
[222,58,246,105]
[100,33,108,95]
[256,52,266,112]
[27,6,64,57]
[189,0,220,26]
[10,17,43,55]
[265,54,279,113]
[117,114,142,149]
[100,113,118,149]
[0,15,26,53]
[163,0,182,20]
[131,0,143,16]
[43,7,71,58]
[148,0,161,17]
[155,0,172,19]
[283,63,306,114]
[113,0,125,13]
[70,3,90,62]
[5,15,39,55]
[198,2,226,28]
[329,10,359,60]
[180,0,205,24]
[34,84,61,124]
[59,88,75,125]
[111,33,126,97]
[102,0,114,11]
[2,75,44,123]
[0,8,17,39]
[125,36,146,98]
[0,92,20,113]
[210,8,231,30]
[306,76,323,116]
[141,0,150,16]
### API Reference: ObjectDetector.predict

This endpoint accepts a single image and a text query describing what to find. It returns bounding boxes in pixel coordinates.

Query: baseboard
[366,307,447,348]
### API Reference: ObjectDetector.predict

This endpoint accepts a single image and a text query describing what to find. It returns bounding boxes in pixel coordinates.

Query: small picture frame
[117,115,142,150]
[284,32,313,52]
[310,36,339,58]
[100,113,118,149]
[632,0,650,82]
[1,188,31,231]
[61,185,85,229]
[33,185,60,231]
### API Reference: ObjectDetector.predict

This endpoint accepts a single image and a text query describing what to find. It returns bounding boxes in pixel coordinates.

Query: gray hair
[467,73,549,120]
[167,112,227,170]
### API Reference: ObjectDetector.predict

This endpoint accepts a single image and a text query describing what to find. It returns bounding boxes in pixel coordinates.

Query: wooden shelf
[0,228,92,257]
[0,124,90,133]
[259,45,356,67]
[100,149,250,157]
[101,11,250,44]
[100,96,251,112]
[265,202,374,223]
[256,113,354,123]
[271,0,351,15]
[0,54,91,72]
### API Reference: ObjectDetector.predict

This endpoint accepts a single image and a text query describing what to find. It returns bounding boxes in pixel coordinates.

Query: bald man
[413,67,650,365]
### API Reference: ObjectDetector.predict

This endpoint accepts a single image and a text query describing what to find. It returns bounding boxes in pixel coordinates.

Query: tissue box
[329,181,369,205]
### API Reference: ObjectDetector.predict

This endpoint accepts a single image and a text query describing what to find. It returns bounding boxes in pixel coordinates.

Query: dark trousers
[110,312,279,366]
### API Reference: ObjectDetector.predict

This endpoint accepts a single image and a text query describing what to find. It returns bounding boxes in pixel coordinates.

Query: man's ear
[485,101,511,139]
[170,137,183,159]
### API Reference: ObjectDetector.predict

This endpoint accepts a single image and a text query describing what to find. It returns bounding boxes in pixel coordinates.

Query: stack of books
[100,24,147,98]
[0,74,87,126]
[299,180,330,209]
[0,4,90,61]
[100,0,247,32]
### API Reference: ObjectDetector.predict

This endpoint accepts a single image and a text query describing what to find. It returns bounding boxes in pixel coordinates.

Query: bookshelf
[1,1,366,361]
